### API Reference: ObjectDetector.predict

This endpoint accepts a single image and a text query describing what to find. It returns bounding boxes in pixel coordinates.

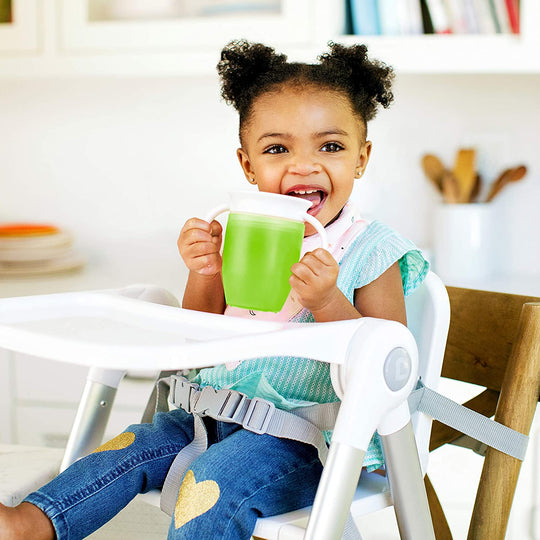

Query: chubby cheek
[254,173,283,194]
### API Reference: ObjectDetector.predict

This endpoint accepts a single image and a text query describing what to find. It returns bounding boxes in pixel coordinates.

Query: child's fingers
[208,219,223,238]
[290,261,318,285]
[305,248,336,267]
[289,273,310,292]
[185,240,221,258]
[296,249,336,277]
[180,229,211,249]
[179,219,209,246]
[182,240,222,273]
[179,219,221,248]
[182,217,211,234]
[178,217,223,274]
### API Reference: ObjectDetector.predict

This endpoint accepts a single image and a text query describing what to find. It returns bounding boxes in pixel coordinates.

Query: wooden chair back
[425,286,540,540]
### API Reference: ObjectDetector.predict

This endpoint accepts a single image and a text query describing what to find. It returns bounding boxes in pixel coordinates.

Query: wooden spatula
[421,154,445,194]
[453,148,476,203]
[485,165,527,202]
[442,171,460,204]
[468,173,482,203]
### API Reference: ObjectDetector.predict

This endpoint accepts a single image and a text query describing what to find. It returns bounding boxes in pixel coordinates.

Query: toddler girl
[0,40,428,540]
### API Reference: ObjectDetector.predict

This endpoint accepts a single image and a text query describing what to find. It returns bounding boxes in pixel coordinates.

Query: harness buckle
[242,397,275,435]
[170,375,198,414]
[193,386,248,423]
[216,391,248,423]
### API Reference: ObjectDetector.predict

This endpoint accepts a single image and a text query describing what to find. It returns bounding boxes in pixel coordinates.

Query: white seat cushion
[0,444,63,506]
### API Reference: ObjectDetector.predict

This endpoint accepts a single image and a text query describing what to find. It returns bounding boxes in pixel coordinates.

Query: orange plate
[0,224,60,237]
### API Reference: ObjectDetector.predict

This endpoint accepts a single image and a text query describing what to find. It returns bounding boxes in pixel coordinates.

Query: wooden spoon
[421,154,445,194]
[442,171,460,204]
[468,173,482,203]
[508,165,527,183]
[453,148,476,203]
[485,165,527,202]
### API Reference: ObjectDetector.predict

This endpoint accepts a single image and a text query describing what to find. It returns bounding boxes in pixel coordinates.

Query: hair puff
[318,42,394,121]
[217,39,287,118]
[217,40,395,139]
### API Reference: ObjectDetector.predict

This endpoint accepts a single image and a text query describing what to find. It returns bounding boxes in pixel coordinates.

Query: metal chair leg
[381,421,435,540]
[61,367,125,471]
[304,442,366,539]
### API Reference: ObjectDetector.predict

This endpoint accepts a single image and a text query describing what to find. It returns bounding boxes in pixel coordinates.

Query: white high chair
[0,271,450,539]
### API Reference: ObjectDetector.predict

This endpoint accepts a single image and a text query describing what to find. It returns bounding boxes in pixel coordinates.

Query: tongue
[289,191,323,208]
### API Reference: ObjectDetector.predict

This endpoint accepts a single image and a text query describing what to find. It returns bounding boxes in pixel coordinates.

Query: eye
[321,142,344,153]
[264,144,288,154]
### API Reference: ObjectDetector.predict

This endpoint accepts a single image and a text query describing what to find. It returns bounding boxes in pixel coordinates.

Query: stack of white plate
[0,224,85,277]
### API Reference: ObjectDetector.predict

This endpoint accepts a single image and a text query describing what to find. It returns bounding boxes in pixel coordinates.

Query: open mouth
[285,187,327,215]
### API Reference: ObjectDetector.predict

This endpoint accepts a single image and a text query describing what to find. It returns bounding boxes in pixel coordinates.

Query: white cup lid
[229,191,311,221]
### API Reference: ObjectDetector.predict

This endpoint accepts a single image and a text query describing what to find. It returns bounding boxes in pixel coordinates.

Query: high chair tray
[0,287,361,371]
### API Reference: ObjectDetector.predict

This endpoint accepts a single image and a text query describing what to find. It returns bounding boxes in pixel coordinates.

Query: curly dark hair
[217,39,394,141]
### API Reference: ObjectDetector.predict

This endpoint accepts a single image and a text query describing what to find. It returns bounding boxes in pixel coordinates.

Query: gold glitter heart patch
[174,469,220,529]
[92,432,136,453]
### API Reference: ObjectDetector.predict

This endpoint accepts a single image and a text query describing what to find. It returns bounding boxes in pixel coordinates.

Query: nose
[287,151,322,176]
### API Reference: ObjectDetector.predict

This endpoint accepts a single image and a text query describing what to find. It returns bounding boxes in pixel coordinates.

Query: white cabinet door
[0,349,14,444]
[0,0,40,53]
[58,0,335,52]
[15,404,148,448]
[11,352,155,448]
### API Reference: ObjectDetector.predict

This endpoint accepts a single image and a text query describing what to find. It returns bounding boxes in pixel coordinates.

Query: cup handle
[304,214,329,251]
[204,205,229,223]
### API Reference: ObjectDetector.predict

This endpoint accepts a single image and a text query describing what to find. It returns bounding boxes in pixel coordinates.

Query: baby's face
[237,85,371,235]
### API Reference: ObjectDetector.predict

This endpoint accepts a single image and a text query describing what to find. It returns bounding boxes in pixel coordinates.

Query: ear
[356,141,373,177]
[237,148,256,185]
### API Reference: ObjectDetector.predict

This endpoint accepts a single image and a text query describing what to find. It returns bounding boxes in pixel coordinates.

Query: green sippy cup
[205,191,328,312]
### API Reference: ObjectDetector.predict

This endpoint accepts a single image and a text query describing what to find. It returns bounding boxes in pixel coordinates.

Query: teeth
[291,189,318,195]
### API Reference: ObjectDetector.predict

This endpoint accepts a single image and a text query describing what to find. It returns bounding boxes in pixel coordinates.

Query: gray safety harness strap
[154,373,528,538]
[409,380,529,461]
[156,374,338,517]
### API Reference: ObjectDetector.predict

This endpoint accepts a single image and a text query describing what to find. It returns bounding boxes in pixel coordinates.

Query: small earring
[355,169,362,178]
[248,176,257,184]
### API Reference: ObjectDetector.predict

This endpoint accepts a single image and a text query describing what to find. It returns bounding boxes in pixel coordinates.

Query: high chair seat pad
[0,445,63,506]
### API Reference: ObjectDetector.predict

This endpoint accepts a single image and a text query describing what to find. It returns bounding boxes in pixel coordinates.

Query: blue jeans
[24,407,323,539]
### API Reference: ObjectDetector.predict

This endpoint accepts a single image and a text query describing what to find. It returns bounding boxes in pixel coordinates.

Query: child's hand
[289,249,340,313]
[178,218,223,276]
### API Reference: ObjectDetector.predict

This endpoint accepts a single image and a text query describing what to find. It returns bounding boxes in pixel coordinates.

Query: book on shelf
[473,0,498,32]
[420,0,435,33]
[401,0,425,34]
[425,0,452,33]
[490,0,512,33]
[505,0,520,33]
[445,0,470,33]
[347,0,520,36]
[378,0,400,35]
[377,0,423,35]
[350,0,381,36]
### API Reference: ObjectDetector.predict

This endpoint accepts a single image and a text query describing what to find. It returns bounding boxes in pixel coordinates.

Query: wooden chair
[424,286,540,540]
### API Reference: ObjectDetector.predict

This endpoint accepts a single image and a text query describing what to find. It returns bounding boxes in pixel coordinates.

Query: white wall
[1,73,538,278]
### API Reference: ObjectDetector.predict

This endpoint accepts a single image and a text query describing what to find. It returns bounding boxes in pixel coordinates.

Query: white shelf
[338,0,540,74]
[0,0,539,77]
[335,33,540,74]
